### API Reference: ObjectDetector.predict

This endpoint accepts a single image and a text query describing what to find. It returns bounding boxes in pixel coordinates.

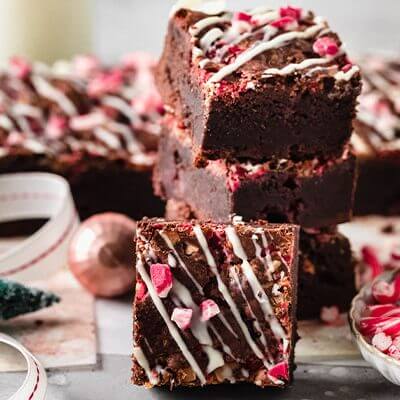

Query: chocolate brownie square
[157,5,361,164]
[133,218,299,387]
[153,116,357,228]
[165,199,356,320]
[353,56,400,215]
[0,54,165,221]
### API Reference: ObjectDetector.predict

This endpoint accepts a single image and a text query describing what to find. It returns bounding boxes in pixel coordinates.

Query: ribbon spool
[0,172,79,282]
[0,333,47,400]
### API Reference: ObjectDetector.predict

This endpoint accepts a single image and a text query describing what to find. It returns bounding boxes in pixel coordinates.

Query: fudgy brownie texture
[298,227,356,320]
[157,6,361,164]
[353,56,400,215]
[0,54,165,221]
[153,116,357,228]
[133,218,299,388]
[165,199,356,320]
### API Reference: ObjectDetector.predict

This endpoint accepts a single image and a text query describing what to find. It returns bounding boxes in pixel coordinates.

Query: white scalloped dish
[349,270,400,385]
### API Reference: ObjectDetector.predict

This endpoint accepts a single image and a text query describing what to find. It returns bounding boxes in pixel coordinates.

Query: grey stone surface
[1,355,399,399]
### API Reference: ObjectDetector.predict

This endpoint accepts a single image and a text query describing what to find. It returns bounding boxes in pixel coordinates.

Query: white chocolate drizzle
[225,226,286,342]
[133,346,159,385]
[159,229,204,294]
[207,22,326,84]
[136,258,206,384]
[172,279,225,374]
[193,225,270,367]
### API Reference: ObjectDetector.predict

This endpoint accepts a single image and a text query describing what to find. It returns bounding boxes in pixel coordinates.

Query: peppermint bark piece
[157,6,361,164]
[132,218,299,388]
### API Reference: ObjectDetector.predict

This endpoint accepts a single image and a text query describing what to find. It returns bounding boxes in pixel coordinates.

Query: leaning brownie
[133,218,299,388]
[0,54,165,220]
[157,5,361,164]
[353,56,400,215]
[165,199,356,320]
[154,116,357,228]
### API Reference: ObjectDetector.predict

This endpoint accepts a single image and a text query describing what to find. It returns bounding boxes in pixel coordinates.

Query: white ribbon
[0,172,79,398]
[0,172,79,281]
[0,333,47,400]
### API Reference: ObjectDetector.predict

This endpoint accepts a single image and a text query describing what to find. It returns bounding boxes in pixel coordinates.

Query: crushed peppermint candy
[358,272,400,362]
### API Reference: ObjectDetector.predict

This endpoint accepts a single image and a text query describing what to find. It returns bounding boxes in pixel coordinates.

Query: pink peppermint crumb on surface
[320,305,340,324]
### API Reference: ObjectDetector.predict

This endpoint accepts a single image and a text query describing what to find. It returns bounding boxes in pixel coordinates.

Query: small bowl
[349,270,400,385]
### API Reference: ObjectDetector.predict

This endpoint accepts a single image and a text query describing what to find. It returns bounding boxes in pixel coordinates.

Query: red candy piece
[135,281,148,302]
[372,275,400,304]
[268,361,289,381]
[372,332,392,351]
[200,299,220,321]
[9,56,31,79]
[279,6,302,20]
[313,37,339,57]
[150,263,173,298]
[171,307,193,330]
[361,246,383,279]
[271,16,298,30]
[233,12,252,23]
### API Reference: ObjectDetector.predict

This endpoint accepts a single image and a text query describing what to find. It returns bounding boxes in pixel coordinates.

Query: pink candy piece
[200,299,220,321]
[9,56,31,79]
[132,90,164,116]
[371,276,400,304]
[73,55,100,79]
[313,37,339,57]
[270,16,298,30]
[46,115,68,139]
[87,69,123,97]
[6,131,24,146]
[279,6,302,20]
[268,361,289,381]
[341,63,353,73]
[320,305,340,324]
[150,263,173,298]
[171,307,193,330]
[233,12,252,23]
[372,332,392,352]
[361,246,383,279]
[135,281,148,302]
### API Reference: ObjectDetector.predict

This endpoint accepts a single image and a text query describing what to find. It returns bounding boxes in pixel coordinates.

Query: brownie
[0,54,165,221]
[157,6,361,164]
[153,116,357,228]
[132,218,299,388]
[165,199,356,320]
[353,56,400,215]
[298,227,356,320]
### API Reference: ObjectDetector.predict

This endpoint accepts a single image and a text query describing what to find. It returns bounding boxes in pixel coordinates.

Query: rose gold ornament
[68,213,136,297]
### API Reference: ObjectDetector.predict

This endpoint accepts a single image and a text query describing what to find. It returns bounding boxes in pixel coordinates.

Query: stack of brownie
[353,56,400,216]
[153,5,361,320]
[0,53,165,224]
